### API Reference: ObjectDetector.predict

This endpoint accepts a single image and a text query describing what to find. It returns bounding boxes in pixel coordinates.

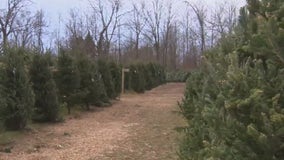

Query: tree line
[0,47,165,130]
[0,0,241,71]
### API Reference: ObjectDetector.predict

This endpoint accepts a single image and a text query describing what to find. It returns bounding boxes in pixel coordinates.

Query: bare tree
[179,9,200,69]
[127,3,145,59]
[143,0,163,62]
[9,9,47,51]
[0,0,28,49]
[66,8,86,40]
[12,10,34,48]
[166,23,179,70]
[89,0,121,58]
[33,9,47,52]
[161,2,174,67]
[208,2,237,45]
[185,2,206,53]
[65,8,88,55]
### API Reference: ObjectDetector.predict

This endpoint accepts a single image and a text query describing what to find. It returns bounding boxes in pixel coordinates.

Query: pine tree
[143,64,153,90]
[97,60,116,99]
[30,54,60,122]
[77,54,109,109]
[109,61,121,97]
[1,49,34,130]
[179,0,284,159]
[84,31,96,58]
[0,61,7,124]
[56,49,80,114]
[129,64,145,93]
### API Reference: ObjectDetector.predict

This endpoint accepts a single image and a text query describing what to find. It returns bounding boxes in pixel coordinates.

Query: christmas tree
[179,0,284,159]
[1,49,34,130]
[30,53,60,122]
[56,49,80,114]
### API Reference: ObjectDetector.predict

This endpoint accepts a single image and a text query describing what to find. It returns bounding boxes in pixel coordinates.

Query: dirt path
[0,83,185,160]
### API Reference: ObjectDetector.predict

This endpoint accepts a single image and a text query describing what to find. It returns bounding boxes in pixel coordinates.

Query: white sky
[1,0,247,47]
[31,0,247,24]
[1,0,248,23]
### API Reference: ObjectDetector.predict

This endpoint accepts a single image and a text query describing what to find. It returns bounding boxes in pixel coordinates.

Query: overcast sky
[1,0,248,26]
[31,0,247,27]
[1,0,247,48]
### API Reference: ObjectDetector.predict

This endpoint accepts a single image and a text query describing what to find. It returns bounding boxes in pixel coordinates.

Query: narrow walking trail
[0,83,185,160]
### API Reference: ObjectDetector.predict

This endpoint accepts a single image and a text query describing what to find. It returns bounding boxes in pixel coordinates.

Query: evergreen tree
[147,63,157,88]
[56,49,80,114]
[84,31,96,58]
[179,0,284,159]
[109,61,121,97]
[0,49,34,130]
[0,61,6,125]
[129,64,146,93]
[97,60,116,99]
[30,54,60,122]
[143,64,153,90]
[77,54,109,109]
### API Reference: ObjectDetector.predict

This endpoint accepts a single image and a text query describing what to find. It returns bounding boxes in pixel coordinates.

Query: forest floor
[0,83,186,160]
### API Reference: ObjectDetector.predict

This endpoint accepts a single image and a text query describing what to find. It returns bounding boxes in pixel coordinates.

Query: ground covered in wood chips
[0,83,185,160]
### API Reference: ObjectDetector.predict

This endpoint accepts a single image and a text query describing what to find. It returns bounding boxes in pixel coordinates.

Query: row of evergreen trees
[179,0,284,159]
[166,71,190,83]
[0,48,165,131]
[125,63,166,93]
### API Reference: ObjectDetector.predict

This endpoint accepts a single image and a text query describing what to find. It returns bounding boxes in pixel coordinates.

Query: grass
[0,131,22,146]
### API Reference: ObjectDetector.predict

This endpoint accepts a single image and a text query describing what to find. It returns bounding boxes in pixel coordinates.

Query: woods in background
[0,0,240,71]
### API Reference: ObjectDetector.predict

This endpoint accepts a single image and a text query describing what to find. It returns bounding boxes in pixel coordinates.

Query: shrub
[30,53,60,122]
[0,49,34,130]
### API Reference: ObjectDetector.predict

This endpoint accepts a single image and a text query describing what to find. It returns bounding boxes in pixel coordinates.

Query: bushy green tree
[125,63,165,93]
[129,64,145,93]
[109,61,121,97]
[157,64,166,84]
[56,50,80,114]
[0,61,7,127]
[143,64,153,90]
[166,71,190,82]
[77,54,109,109]
[0,49,34,130]
[97,60,116,99]
[147,63,157,87]
[30,54,60,122]
[179,0,284,159]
